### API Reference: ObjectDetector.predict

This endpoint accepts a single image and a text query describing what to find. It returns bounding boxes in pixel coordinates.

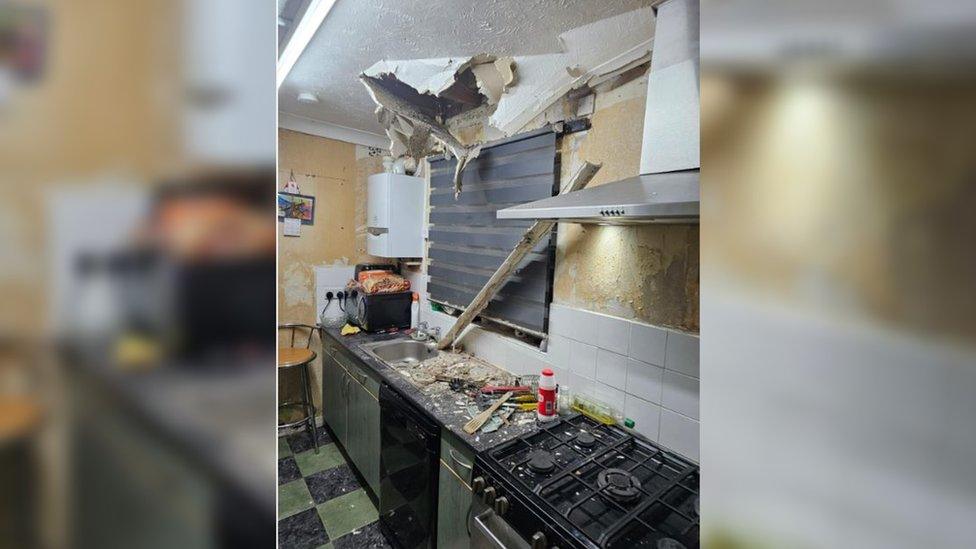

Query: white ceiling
[278,0,653,141]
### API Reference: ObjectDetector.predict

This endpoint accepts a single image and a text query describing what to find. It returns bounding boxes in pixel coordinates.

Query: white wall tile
[630,322,667,366]
[596,349,628,390]
[547,335,572,371]
[661,370,699,420]
[481,332,507,367]
[548,365,569,392]
[626,358,664,404]
[659,409,699,461]
[625,395,661,441]
[460,328,497,365]
[488,334,513,371]
[597,314,631,355]
[665,331,699,378]
[426,310,456,335]
[548,304,572,338]
[591,383,627,411]
[559,370,591,399]
[569,340,598,379]
[551,304,600,346]
[506,340,551,377]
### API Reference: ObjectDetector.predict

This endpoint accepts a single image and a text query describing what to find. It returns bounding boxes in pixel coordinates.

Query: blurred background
[0,1,275,548]
[701,0,976,548]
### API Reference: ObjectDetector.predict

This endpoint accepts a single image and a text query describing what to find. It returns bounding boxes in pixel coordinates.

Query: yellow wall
[0,0,181,338]
[277,128,384,408]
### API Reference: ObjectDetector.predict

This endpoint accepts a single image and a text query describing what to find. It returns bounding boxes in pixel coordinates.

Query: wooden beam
[437,161,602,350]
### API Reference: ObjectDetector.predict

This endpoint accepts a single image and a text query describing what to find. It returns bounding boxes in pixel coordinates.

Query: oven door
[470,501,531,549]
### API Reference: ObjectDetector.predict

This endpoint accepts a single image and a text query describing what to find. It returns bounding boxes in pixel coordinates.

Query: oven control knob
[472,476,486,494]
[482,486,496,505]
[493,496,509,515]
[531,532,547,549]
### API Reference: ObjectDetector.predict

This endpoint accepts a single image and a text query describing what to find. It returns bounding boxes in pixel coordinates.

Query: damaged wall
[278,129,385,407]
[552,74,700,333]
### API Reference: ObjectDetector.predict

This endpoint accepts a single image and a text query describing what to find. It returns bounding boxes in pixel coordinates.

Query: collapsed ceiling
[359,6,655,197]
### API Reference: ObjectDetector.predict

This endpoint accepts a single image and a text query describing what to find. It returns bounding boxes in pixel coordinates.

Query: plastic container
[410,292,419,328]
[557,385,573,415]
[537,368,557,422]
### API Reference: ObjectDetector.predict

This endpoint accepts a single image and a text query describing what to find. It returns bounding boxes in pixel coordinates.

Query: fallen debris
[438,161,602,350]
[464,391,513,434]
[359,6,653,197]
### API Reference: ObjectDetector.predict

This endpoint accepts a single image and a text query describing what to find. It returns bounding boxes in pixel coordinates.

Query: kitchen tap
[412,321,430,341]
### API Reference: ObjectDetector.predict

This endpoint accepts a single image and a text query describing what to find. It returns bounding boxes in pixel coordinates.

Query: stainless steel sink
[362,339,439,366]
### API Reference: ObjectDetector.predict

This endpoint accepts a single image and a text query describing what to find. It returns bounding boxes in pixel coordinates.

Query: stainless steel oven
[470,500,532,549]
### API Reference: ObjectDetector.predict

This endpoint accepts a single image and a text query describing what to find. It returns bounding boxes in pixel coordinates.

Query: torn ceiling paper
[489,6,655,135]
[360,54,516,198]
[359,6,654,199]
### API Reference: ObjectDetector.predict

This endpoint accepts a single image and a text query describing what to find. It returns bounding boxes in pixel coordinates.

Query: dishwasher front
[378,382,441,549]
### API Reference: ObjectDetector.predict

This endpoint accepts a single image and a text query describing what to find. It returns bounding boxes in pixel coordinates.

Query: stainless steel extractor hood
[496,170,698,224]
[497,0,700,224]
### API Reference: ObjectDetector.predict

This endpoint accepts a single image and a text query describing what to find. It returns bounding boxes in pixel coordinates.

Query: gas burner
[597,468,642,502]
[657,538,686,549]
[527,450,556,474]
[576,431,596,448]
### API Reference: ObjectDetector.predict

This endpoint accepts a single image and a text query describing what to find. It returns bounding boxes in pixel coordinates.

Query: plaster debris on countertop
[390,349,538,430]
[325,328,541,451]
[358,6,654,196]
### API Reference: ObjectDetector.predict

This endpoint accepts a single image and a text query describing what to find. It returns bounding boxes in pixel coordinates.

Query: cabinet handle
[449,449,473,472]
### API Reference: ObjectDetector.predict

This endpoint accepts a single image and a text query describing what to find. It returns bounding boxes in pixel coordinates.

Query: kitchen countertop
[62,341,276,517]
[321,327,542,453]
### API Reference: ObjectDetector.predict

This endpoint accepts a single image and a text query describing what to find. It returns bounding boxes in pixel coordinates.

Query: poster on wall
[277,192,315,225]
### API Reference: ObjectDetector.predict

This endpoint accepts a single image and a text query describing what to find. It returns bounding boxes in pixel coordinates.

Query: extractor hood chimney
[497,0,699,224]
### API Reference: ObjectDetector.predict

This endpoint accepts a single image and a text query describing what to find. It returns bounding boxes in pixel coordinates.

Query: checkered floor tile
[278,429,393,549]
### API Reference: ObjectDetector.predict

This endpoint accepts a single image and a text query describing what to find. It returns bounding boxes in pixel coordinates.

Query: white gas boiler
[366,173,425,258]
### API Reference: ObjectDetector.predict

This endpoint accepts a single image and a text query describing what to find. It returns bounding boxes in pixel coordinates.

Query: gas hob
[471,415,699,548]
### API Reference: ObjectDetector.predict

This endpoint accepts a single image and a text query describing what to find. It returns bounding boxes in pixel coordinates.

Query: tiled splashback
[419,293,700,461]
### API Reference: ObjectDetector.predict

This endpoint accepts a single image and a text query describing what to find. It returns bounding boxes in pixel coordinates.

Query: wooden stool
[278,324,320,454]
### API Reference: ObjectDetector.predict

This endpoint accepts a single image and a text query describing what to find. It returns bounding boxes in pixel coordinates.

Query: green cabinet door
[344,369,382,496]
[321,353,347,445]
[437,461,473,549]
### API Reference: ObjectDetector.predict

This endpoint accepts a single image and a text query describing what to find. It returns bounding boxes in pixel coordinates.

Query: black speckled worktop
[321,327,542,453]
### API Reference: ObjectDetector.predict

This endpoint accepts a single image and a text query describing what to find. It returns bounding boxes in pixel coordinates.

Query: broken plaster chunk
[470,57,516,105]
[360,54,517,198]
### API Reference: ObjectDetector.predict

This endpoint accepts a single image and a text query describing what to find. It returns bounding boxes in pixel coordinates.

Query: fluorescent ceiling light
[277,0,338,90]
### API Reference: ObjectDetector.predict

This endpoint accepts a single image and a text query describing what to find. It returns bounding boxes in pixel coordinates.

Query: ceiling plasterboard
[279,112,389,149]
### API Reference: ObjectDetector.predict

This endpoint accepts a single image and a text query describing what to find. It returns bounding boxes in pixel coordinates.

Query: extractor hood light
[297,92,319,104]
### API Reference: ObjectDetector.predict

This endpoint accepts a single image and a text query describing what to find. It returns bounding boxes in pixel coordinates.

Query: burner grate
[483,415,699,548]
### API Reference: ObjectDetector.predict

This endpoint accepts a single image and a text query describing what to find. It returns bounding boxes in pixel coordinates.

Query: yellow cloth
[340,324,361,336]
